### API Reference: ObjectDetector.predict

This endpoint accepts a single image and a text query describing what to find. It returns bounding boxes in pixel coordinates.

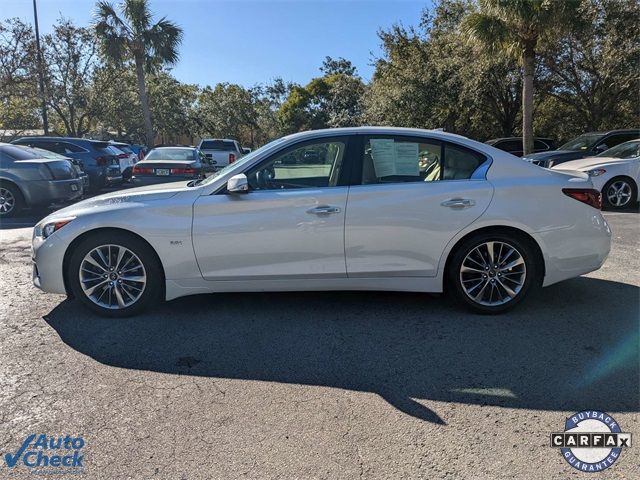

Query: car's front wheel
[68,232,163,317]
[603,177,636,210]
[448,233,538,314]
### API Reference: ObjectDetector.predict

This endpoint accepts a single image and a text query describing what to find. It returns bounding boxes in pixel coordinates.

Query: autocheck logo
[3,434,85,474]
[551,410,632,473]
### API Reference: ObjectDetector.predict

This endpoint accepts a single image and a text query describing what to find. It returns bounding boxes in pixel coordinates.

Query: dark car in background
[485,137,556,157]
[522,129,640,168]
[0,143,83,217]
[131,147,208,186]
[11,137,122,191]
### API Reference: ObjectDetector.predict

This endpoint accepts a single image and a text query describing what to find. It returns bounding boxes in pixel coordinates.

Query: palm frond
[144,17,183,66]
[93,0,130,63]
[123,0,152,34]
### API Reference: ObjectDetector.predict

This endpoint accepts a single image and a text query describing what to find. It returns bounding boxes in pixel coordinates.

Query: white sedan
[552,139,639,210]
[31,127,611,317]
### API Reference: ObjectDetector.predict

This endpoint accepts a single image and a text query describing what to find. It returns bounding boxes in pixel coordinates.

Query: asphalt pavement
[0,202,638,479]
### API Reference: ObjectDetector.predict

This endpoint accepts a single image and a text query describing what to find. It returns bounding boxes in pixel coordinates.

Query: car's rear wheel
[603,177,636,210]
[448,232,538,314]
[68,232,163,317]
[0,183,24,218]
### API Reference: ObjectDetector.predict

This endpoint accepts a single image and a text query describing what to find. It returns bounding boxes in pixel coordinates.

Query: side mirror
[242,147,252,155]
[595,144,608,153]
[227,173,249,193]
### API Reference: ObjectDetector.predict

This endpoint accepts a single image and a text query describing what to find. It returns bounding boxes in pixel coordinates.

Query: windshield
[595,140,640,159]
[145,148,196,161]
[200,140,237,151]
[559,134,603,151]
[199,137,287,186]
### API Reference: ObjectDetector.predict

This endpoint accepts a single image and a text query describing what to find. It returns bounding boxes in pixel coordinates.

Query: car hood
[47,181,191,218]
[551,157,629,171]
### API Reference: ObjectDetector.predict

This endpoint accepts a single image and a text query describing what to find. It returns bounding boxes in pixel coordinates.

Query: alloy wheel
[0,187,16,215]
[459,241,527,307]
[606,180,632,207]
[79,244,147,310]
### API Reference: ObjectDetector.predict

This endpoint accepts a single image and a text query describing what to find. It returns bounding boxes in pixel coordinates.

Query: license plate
[156,169,170,176]
[71,184,78,191]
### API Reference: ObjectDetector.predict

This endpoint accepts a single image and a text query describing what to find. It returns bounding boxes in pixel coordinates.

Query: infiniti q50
[32,127,611,317]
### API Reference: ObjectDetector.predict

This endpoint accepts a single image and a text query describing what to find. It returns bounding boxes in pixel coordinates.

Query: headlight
[36,217,75,239]
[587,168,607,177]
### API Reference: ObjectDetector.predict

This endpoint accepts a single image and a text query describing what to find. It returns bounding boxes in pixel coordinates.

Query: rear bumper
[534,211,611,287]
[22,178,83,206]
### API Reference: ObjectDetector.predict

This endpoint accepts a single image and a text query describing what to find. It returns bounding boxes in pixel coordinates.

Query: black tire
[67,231,164,317]
[0,182,24,218]
[447,232,539,314]
[602,176,637,210]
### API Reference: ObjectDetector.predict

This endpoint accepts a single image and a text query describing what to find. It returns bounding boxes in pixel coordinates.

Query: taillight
[132,165,153,175]
[170,167,196,175]
[229,153,236,164]
[96,156,107,166]
[562,188,602,209]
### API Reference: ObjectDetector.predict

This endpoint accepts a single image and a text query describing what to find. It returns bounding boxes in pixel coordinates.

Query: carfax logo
[3,434,85,474]
[551,410,632,473]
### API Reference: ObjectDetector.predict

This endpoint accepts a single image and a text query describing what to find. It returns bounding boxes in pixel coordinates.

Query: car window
[0,145,41,160]
[559,134,603,151]
[443,144,486,180]
[500,140,522,151]
[361,136,442,184]
[145,148,196,161]
[599,133,639,150]
[247,139,347,191]
[596,141,640,159]
[533,140,549,150]
[59,142,85,153]
[200,140,237,151]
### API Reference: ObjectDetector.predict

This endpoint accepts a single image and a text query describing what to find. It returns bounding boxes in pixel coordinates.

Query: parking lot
[0,201,638,479]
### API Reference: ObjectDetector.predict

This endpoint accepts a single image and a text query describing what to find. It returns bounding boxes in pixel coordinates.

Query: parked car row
[0,136,146,217]
[485,129,639,210]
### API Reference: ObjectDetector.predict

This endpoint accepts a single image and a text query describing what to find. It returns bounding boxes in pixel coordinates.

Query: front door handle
[307,205,341,215]
[441,198,475,208]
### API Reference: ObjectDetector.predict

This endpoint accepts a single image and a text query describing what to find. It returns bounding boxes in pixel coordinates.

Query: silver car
[0,143,84,217]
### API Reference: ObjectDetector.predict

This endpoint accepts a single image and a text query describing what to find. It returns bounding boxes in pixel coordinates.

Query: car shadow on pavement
[44,277,639,424]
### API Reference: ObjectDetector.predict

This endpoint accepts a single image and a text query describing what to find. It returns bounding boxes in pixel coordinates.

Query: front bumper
[32,231,68,295]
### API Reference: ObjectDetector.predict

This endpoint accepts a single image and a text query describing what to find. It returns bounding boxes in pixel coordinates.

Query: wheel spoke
[500,257,524,271]
[461,265,485,274]
[485,242,495,266]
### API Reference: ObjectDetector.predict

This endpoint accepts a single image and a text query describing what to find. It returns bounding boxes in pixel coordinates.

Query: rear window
[87,141,111,152]
[145,148,196,161]
[0,145,42,160]
[200,140,237,151]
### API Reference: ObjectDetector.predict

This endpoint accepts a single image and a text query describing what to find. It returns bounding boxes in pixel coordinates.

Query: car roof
[150,146,196,150]
[200,138,237,142]
[13,136,105,144]
[486,136,554,142]
[281,126,472,142]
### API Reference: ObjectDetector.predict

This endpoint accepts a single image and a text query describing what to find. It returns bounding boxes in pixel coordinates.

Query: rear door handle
[307,205,341,215]
[441,198,475,208]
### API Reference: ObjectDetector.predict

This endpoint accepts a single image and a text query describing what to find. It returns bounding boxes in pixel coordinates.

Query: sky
[3,0,432,88]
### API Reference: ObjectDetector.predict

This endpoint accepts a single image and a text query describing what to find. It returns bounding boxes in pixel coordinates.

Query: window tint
[499,140,522,152]
[248,139,346,190]
[601,133,639,149]
[361,137,441,184]
[200,140,237,151]
[145,148,196,161]
[596,140,640,159]
[443,144,486,180]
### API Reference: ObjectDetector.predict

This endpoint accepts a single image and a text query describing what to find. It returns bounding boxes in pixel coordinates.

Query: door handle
[306,205,341,215]
[441,198,475,208]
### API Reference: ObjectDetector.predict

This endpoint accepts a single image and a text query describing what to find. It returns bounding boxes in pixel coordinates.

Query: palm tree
[463,0,581,155]
[93,0,182,146]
